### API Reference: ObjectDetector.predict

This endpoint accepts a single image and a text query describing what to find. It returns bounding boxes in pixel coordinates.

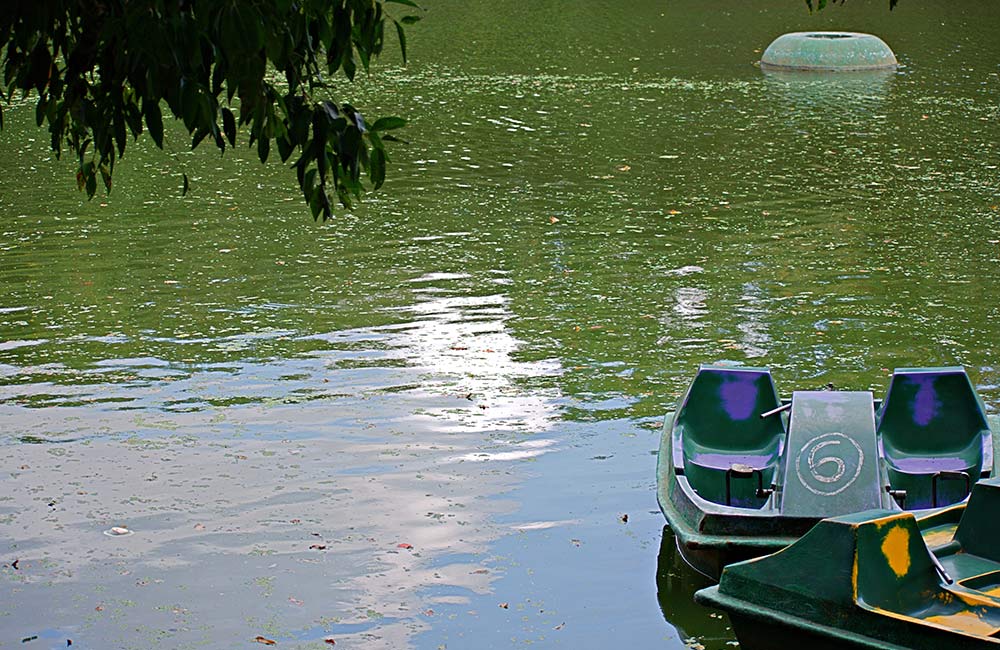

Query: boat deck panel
[920,522,958,551]
[780,391,882,518]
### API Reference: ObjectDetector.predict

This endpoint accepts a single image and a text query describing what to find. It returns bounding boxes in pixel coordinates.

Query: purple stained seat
[889,456,971,473]
[674,366,786,507]
[877,367,992,508]
[688,452,776,471]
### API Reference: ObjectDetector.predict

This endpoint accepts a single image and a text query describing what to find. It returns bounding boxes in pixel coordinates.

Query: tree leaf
[308,185,323,219]
[182,173,190,197]
[114,113,127,157]
[181,80,199,132]
[144,99,164,149]
[370,116,406,132]
[35,98,47,127]
[222,107,236,147]
[370,146,386,189]
[385,0,421,7]
[99,163,112,193]
[257,133,270,164]
[85,167,97,198]
[277,135,294,163]
[400,15,421,25]
[394,19,408,64]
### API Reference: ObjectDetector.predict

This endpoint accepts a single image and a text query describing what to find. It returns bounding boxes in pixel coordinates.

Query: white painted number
[795,432,864,496]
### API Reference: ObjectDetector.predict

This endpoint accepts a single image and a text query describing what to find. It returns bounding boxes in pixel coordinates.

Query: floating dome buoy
[760,32,897,71]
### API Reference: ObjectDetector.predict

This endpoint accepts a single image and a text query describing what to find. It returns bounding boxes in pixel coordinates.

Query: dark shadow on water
[656,525,737,649]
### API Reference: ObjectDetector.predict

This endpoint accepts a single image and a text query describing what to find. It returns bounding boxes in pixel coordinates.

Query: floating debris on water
[103,526,133,537]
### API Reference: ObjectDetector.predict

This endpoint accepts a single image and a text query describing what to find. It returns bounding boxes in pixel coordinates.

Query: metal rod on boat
[759,403,792,419]
[929,552,954,585]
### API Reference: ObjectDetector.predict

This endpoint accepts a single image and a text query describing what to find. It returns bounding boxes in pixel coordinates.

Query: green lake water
[1,1,999,648]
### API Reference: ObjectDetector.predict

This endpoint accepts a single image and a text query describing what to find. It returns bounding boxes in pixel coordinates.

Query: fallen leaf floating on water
[423,609,435,616]
[571,539,582,547]
[254,636,276,646]
[288,597,304,606]
[668,209,681,215]
[109,527,131,536]
[193,523,206,531]
[397,543,413,550]
[323,640,336,646]
[617,164,631,172]
[21,636,38,643]
[309,544,327,550]
[11,559,19,570]
[620,514,629,523]
[554,623,565,630]
[549,216,559,224]
[499,602,509,609]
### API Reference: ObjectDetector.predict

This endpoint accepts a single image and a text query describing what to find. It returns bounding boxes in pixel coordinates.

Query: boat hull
[674,536,780,581]
[703,591,946,650]
[658,469,806,579]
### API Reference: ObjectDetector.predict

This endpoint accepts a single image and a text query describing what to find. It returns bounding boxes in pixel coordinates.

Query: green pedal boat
[696,478,1000,649]
[657,365,995,578]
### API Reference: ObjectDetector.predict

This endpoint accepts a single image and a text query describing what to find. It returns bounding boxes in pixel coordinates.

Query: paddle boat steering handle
[759,402,792,419]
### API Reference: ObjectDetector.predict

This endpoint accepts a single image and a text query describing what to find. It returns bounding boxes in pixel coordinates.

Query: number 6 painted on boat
[795,432,865,496]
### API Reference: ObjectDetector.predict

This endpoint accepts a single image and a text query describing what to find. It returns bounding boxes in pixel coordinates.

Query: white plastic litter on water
[103,526,133,537]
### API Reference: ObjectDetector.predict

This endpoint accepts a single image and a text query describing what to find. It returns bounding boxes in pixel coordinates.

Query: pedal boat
[656,365,994,579]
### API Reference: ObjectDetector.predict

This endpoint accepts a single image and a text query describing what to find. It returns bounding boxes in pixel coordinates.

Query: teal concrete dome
[761,32,897,71]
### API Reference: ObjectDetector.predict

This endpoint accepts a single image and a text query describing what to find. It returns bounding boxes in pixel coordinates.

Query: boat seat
[928,482,1000,598]
[855,511,1000,636]
[954,479,1000,564]
[877,367,992,509]
[675,366,785,509]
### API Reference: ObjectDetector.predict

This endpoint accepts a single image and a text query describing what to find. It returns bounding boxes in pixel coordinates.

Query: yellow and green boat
[696,478,1000,649]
